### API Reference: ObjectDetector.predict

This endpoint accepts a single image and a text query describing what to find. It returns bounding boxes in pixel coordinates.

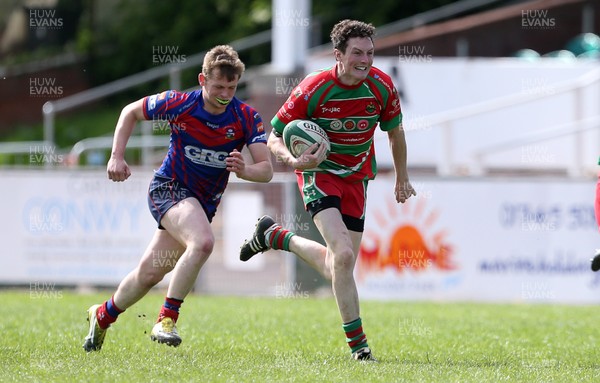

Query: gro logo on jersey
[184,146,228,168]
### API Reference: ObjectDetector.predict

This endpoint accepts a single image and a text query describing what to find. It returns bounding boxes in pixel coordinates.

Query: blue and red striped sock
[157,297,183,323]
[97,296,124,329]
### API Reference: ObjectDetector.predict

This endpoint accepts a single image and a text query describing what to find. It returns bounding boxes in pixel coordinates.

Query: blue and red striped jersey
[143,89,266,208]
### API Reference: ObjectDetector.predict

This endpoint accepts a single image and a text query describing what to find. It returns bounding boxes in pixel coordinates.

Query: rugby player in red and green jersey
[240,19,416,361]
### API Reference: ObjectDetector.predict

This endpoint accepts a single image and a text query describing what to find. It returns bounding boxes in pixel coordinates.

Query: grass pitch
[1,291,600,382]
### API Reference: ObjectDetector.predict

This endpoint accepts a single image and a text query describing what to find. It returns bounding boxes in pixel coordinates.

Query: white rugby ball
[282,119,331,158]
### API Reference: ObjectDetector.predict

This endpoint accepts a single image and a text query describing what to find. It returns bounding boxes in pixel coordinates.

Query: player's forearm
[111,101,143,160]
[389,125,410,180]
[238,160,273,183]
[267,132,295,167]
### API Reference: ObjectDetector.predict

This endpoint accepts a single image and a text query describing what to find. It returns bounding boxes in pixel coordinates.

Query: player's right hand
[107,157,131,182]
[293,142,328,170]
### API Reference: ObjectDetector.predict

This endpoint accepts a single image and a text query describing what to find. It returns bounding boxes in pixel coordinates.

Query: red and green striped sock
[343,317,368,353]
[264,225,295,251]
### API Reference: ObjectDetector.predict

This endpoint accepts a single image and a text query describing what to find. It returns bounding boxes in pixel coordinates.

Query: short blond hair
[202,45,245,81]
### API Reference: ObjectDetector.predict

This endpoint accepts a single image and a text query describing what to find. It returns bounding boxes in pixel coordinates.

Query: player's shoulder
[300,67,333,88]
[294,67,334,101]
[368,66,394,85]
[366,66,396,94]
[231,97,261,119]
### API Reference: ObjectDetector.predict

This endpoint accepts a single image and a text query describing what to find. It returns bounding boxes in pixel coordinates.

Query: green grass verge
[1,291,599,382]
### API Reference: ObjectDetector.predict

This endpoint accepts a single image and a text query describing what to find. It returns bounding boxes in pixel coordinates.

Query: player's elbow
[261,163,274,182]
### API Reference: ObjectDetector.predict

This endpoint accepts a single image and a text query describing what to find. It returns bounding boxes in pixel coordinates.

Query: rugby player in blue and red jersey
[240,20,416,361]
[83,45,273,351]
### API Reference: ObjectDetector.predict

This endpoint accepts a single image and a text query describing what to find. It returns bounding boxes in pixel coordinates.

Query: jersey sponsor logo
[330,120,343,130]
[280,110,293,120]
[391,98,401,113]
[366,102,377,114]
[225,127,236,140]
[321,106,341,114]
[293,87,302,98]
[343,120,356,131]
[357,119,369,130]
[304,78,326,101]
[251,133,266,143]
[256,121,264,132]
[287,101,295,109]
[205,121,220,129]
[339,137,365,143]
[178,99,195,113]
[372,72,393,94]
[148,95,157,110]
[184,146,228,168]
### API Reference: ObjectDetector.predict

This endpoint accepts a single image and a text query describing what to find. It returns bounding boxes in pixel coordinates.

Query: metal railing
[390,66,600,177]
[42,30,271,148]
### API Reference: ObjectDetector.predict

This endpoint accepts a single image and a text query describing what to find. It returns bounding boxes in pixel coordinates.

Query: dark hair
[202,45,245,81]
[330,19,375,53]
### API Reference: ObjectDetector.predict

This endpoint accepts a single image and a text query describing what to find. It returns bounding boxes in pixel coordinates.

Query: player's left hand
[395,179,417,203]
[226,149,246,176]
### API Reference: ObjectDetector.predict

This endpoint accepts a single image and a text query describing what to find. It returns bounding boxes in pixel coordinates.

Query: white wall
[306,57,600,175]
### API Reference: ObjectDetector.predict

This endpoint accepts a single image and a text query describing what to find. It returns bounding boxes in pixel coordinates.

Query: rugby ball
[282,119,330,158]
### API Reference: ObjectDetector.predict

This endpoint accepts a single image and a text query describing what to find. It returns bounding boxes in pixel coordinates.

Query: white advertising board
[357,176,599,303]
[0,169,157,285]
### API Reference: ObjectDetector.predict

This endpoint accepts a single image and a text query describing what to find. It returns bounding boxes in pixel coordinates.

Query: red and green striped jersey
[271,64,402,182]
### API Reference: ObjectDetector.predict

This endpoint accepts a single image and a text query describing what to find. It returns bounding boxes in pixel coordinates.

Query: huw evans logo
[29,8,63,29]
[521,9,556,29]
[358,198,455,279]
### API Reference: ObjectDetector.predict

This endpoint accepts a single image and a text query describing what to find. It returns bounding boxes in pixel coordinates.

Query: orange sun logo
[358,197,456,280]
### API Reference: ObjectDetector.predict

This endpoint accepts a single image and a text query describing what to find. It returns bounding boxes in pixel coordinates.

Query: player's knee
[188,235,215,260]
[331,247,355,273]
